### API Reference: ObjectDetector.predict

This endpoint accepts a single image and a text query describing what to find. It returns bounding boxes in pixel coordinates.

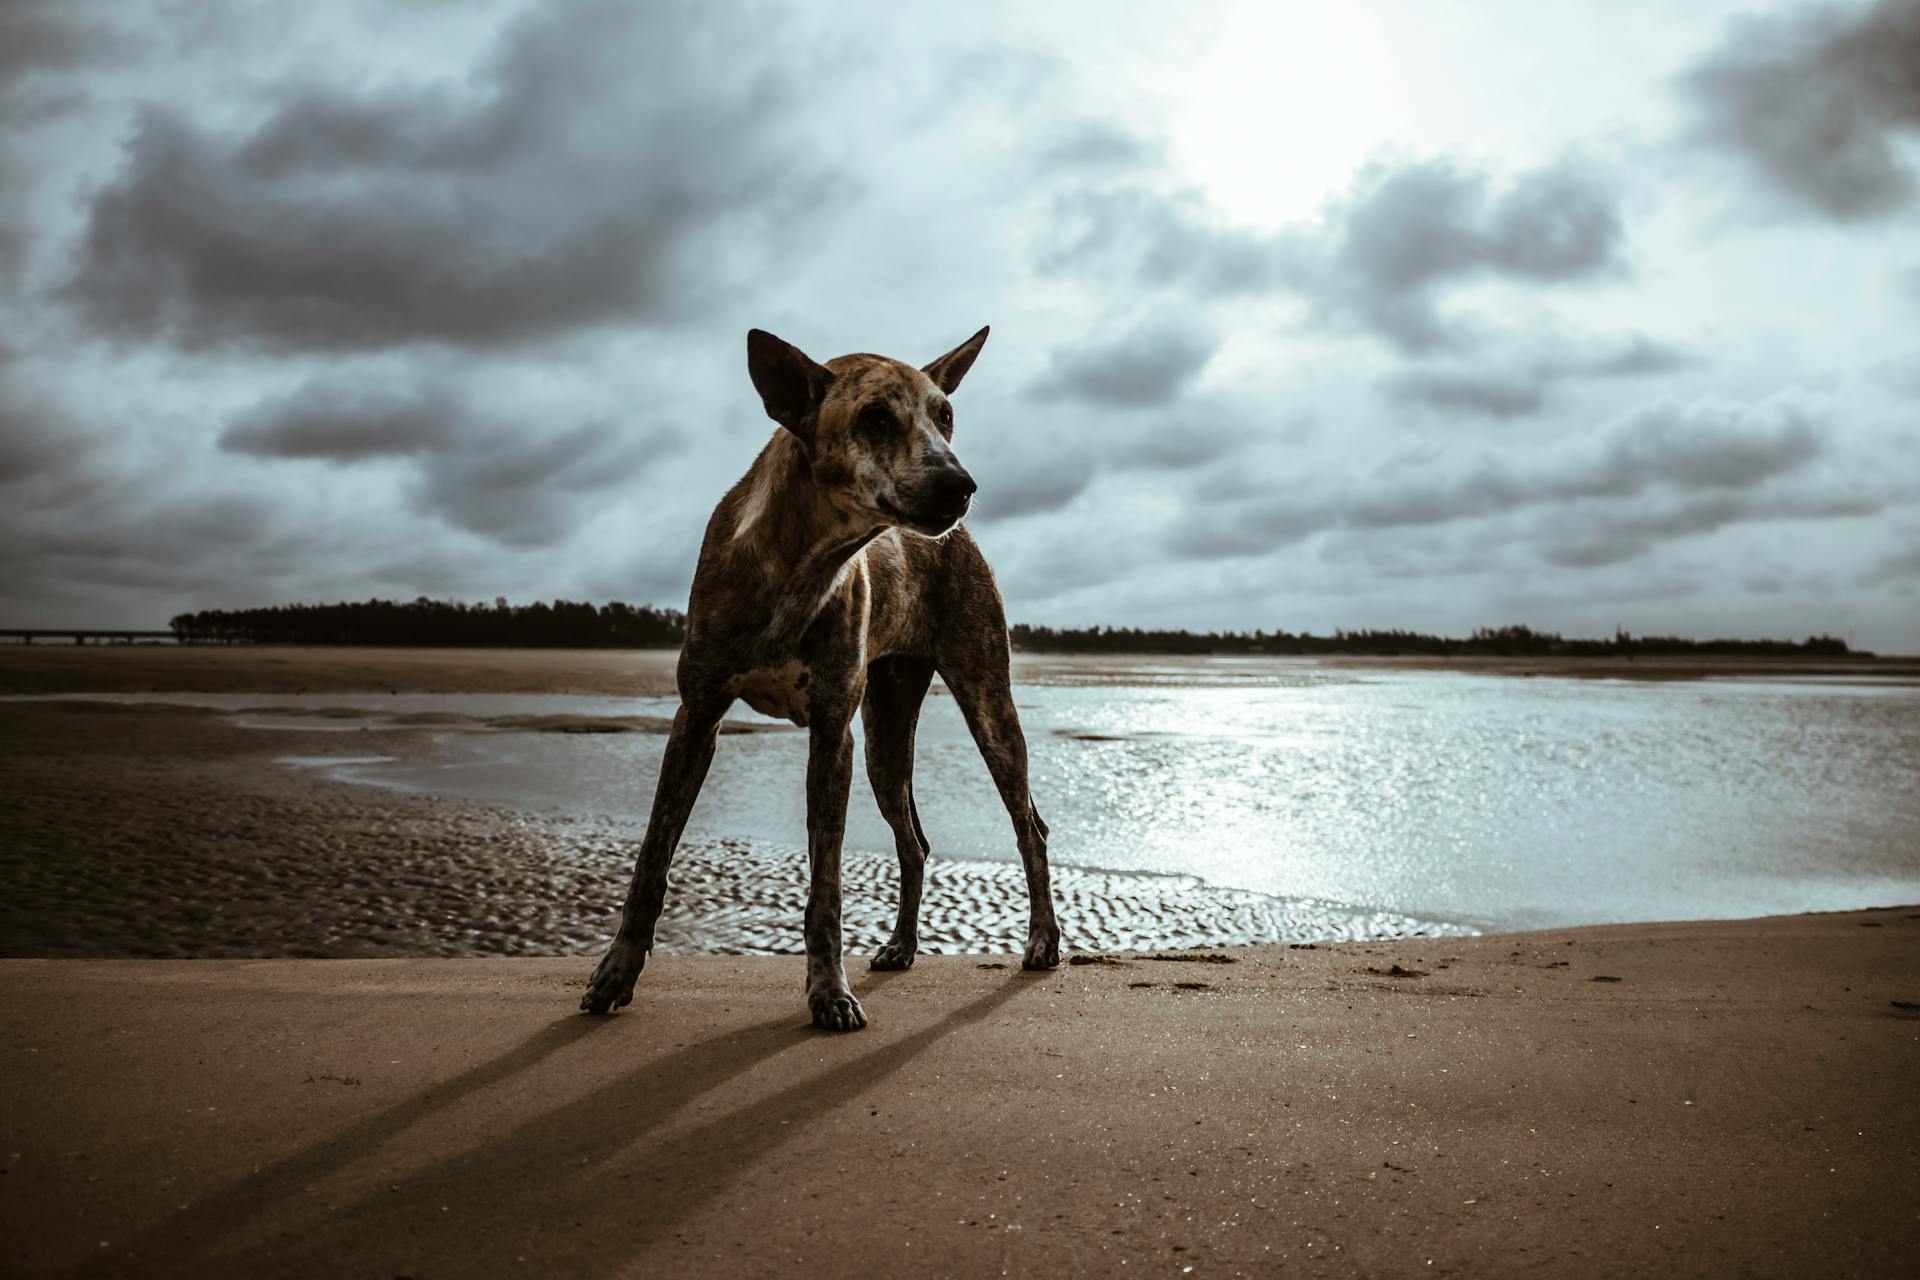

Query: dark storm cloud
[1035,121,1159,172]
[0,413,316,604]
[1355,399,1825,522]
[1538,486,1882,570]
[970,391,1261,527]
[1161,493,1334,559]
[1048,155,1625,353]
[1310,159,1624,353]
[1575,400,1821,495]
[1379,336,1696,420]
[1109,414,1247,471]
[971,461,1098,521]
[0,3,124,91]
[1581,335,1695,378]
[409,420,662,548]
[1166,397,1846,561]
[0,3,127,285]
[221,375,460,460]
[1378,369,1549,419]
[220,371,675,547]
[1341,461,1525,530]
[1681,0,1920,220]
[0,346,103,507]
[0,350,58,484]
[1029,317,1219,408]
[61,1,843,352]
[1538,535,1654,569]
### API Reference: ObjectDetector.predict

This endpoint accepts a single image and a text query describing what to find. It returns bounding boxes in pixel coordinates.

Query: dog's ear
[747,329,835,440]
[922,325,990,395]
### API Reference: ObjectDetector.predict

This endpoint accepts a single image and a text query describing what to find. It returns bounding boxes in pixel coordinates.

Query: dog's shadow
[72,968,1040,1279]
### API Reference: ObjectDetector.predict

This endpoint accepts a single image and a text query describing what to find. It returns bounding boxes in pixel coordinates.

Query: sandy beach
[3,909,1915,1278]
[2,645,1916,1275]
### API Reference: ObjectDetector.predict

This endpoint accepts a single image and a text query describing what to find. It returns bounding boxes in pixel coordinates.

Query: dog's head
[746,327,987,538]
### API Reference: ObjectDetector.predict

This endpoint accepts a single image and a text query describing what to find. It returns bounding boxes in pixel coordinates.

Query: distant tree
[1006,621,1855,659]
[168,598,688,648]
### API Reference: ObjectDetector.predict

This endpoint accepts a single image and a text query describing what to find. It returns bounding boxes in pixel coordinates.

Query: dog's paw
[808,988,868,1032]
[579,938,645,1014]
[1022,925,1062,971]
[869,939,917,971]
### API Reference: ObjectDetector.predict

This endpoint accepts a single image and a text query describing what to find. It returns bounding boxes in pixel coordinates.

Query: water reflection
[30,669,1916,934]
[267,670,1920,931]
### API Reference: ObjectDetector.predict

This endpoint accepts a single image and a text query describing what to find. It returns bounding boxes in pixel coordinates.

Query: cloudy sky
[3,1,1917,648]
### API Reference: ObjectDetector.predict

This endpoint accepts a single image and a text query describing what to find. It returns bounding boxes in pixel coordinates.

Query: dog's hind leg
[938,645,1062,971]
[863,655,935,970]
[580,690,729,1014]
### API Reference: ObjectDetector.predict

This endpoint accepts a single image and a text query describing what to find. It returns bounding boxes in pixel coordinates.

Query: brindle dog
[580,326,1062,1030]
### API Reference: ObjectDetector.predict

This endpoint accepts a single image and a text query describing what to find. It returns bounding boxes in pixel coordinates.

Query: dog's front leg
[804,712,866,1031]
[580,694,728,1014]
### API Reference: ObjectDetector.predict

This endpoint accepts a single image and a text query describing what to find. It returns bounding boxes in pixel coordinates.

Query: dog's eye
[933,401,953,426]
[856,404,895,437]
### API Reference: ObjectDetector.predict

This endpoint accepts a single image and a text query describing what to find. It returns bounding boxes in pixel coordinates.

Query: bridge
[0,629,177,645]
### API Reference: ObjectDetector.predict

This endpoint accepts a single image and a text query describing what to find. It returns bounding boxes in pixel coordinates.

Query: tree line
[169,598,685,647]
[1007,622,1857,657]
[168,601,1857,657]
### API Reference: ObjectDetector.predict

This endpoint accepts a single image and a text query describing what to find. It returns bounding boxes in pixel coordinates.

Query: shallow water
[20,666,1917,944]
[72,667,1919,925]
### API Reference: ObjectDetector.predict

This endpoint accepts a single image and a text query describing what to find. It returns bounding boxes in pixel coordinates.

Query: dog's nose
[930,466,977,505]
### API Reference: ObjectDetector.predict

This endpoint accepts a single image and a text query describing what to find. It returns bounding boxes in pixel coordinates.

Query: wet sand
[0,699,1460,958]
[0,644,686,698]
[4,908,1915,1278]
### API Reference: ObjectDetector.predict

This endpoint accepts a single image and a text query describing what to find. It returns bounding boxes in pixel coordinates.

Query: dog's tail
[1029,799,1049,841]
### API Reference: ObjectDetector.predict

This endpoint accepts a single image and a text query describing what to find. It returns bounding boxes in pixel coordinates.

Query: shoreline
[6,652,1916,959]
[5,907,1915,1277]
[4,642,1917,697]
[0,698,1474,960]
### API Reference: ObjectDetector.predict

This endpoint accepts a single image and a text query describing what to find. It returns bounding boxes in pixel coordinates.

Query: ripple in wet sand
[0,697,1471,960]
[647,838,1469,957]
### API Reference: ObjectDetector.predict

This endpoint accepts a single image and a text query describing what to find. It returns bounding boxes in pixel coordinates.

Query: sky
[2,0,1917,649]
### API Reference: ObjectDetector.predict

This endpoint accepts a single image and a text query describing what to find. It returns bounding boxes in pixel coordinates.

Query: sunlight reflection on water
[37,670,1917,932]
[261,669,1920,931]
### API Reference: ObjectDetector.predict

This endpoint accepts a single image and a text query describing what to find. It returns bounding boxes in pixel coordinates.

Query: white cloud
[0,0,1914,649]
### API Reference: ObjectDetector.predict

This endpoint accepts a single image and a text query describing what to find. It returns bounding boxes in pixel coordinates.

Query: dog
[580,326,1062,1030]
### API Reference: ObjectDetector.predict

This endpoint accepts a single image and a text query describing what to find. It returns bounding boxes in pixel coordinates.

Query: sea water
[129,663,1919,935]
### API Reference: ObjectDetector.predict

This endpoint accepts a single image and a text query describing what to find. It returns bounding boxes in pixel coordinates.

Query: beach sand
[3,909,1915,1278]
[3,645,1915,1275]
[0,644,687,698]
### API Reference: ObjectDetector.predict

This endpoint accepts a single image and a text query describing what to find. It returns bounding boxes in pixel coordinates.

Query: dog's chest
[734,659,813,727]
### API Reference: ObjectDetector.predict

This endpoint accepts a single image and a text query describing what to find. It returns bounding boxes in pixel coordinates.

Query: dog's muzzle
[910,463,977,529]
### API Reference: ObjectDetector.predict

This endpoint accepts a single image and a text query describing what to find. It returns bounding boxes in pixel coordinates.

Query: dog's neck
[725,431,884,653]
